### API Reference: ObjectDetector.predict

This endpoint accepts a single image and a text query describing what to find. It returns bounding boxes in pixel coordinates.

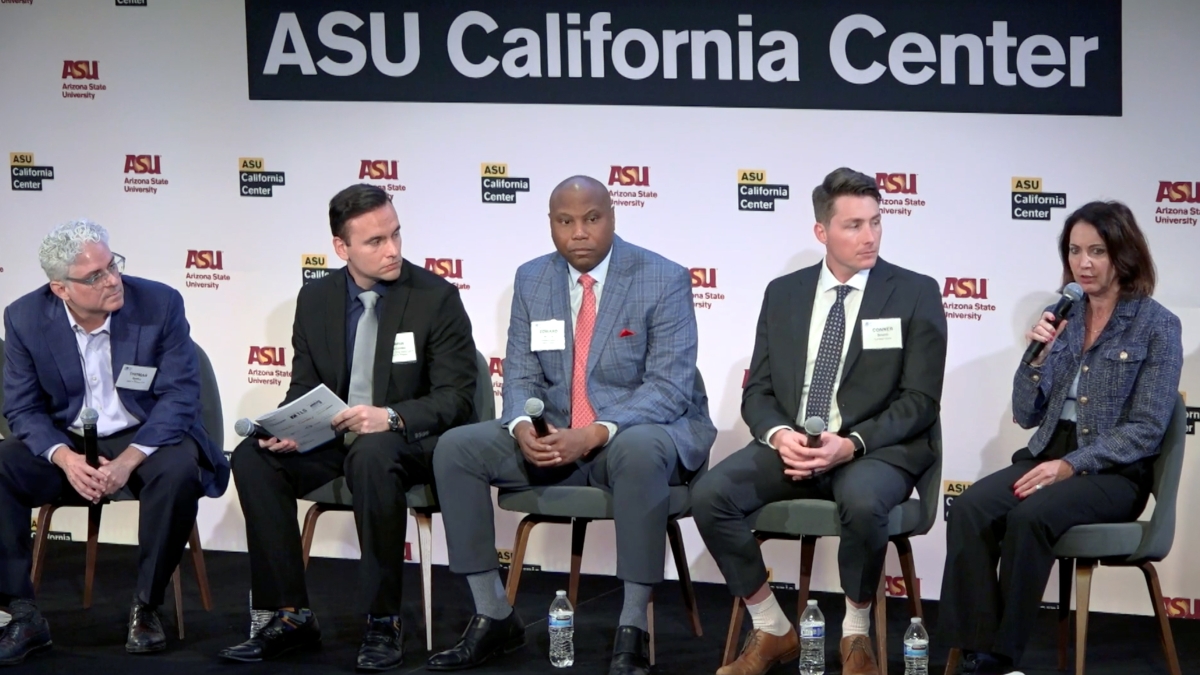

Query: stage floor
[9,540,1194,674]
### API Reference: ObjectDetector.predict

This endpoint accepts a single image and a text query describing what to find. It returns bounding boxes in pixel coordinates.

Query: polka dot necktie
[803,285,851,425]
[570,274,597,429]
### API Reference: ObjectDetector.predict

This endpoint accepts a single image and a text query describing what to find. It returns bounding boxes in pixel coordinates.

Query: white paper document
[255,384,349,453]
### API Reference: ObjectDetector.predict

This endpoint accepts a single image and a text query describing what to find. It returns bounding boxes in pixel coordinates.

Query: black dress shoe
[356,616,404,672]
[217,612,322,662]
[608,625,650,675]
[126,601,166,654]
[426,612,525,671]
[0,600,52,666]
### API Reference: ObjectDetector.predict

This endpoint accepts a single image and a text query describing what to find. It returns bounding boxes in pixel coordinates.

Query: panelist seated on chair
[692,168,947,675]
[218,184,478,672]
[939,201,1183,675]
[428,176,716,675]
[0,220,227,663]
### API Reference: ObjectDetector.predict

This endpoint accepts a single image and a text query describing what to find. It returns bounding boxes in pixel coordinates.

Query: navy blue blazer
[1013,295,1183,475]
[2,276,228,497]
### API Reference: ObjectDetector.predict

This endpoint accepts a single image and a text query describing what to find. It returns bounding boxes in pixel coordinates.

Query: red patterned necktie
[571,274,597,428]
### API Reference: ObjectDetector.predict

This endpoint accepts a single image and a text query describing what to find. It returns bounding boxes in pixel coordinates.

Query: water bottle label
[904,644,928,658]
[548,616,573,628]
[800,623,824,639]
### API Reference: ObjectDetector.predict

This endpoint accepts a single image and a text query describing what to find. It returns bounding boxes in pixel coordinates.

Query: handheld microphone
[524,398,551,437]
[1022,282,1085,365]
[80,407,100,468]
[803,416,826,448]
[234,418,273,441]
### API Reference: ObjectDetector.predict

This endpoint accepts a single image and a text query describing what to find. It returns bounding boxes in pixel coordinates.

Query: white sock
[746,593,791,637]
[842,598,871,636]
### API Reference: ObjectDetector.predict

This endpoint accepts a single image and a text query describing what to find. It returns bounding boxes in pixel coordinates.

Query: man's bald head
[548,175,616,273]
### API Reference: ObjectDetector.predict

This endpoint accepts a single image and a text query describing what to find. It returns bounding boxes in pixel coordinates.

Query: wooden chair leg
[413,509,434,652]
[875,574,888,675]
[1074,560,1095,675]
[172,567,185,639]
[894,537,923,619]
[188,523,212,611]
[505,516,538,606]
[944,648,962,675]
[667,519,702,636]
[300,503,327,570]
[1057,558,1073,671]
[648,590,656,666]
[567,518,588,607]
[797,535,817,618]
[83,504,102,609]
[31,504,56,592]
[1140,562,1182,675]
[721,596,745,666]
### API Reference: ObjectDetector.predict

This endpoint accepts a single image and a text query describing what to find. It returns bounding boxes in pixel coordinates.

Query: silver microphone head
[234,418,256,437]
[1062,282,1084,302]
[80,407,99,424]
[524,397,545,417]
[803,416,826,436]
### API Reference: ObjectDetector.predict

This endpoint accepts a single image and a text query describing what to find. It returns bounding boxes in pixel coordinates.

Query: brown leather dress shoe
[840,634,880,675]
[716,627,799,675]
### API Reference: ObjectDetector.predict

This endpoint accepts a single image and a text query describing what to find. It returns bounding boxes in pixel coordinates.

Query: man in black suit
[693,168,947,675]
[218,184,478,671]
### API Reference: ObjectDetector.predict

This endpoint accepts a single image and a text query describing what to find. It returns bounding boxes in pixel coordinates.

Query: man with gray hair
[0,220,227,664]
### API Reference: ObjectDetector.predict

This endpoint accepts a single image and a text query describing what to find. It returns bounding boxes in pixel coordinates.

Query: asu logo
[301,253,329,286]
[737,169,790,212]
[248,346,287,367]
[876,173,918,194]
[359,160,398,181]
[607,166,650,187]
[1012,177,1042,191]
[123,155,161,175]
[690,268,717,289]
[1164,598,1200,619]
[481,163,507,177]
[240,158,264,171]
[942,277,988,299]
[943,480,973,521]
[1011,177,1067,221]
[1155,181,1200,203]
[10,152,54,191]
[185,250,223,269]
[885,575,921,598]
[424,258,463,279]
[239,157,286,197]
[481,163,530,204]
[488,357,504,378]
[61,60,99,80]
[10,153,33,165]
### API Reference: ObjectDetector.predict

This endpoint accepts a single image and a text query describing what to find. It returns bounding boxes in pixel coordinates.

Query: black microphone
[524,398,551,438]
[80,407,100,468]
[234,418,273,441]
[1022,282,1085,365]
[803,416,826,448]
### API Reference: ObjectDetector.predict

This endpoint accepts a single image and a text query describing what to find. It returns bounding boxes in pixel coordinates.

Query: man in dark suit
[693,168,947,675]
[218,184,478,671]
[0,220,227,663]
[426,176,716,675]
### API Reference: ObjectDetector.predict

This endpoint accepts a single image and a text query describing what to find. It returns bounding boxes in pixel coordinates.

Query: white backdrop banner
[1,0,1198,620]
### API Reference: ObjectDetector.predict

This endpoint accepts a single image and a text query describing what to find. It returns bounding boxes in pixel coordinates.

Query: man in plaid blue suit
[429,176,716,675]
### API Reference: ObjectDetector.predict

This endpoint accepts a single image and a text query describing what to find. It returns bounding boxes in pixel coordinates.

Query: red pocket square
[619,329,636,338]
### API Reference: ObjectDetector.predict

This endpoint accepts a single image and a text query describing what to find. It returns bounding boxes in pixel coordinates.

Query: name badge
[530,319,566,351]
[392,332,417,363]
[115,364,156,391]
[861,318,903,350]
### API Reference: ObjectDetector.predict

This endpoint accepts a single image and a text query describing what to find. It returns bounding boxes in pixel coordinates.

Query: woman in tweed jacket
[938,201,1184,675]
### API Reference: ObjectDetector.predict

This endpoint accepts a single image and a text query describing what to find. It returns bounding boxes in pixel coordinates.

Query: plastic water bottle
[548,590,574,667]
[903,617,930,675]
[798,599,825,675]
[249,591,272,638]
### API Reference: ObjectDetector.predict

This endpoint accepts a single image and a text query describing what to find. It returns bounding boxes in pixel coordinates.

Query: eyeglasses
[65,253,125,287]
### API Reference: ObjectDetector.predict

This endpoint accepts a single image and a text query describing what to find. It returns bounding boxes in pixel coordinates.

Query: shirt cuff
[131,444,158,457]
[507,416,532,438]
[850,432,866,454]
[44,444,67,463]
[761,425,793,450]
[595,421,618,447]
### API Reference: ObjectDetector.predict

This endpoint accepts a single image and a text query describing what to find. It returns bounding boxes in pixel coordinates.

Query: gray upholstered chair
[945,394,1186,675]
[27,341,217,639]
[496,374,711,665]
[297,350,494,651]
[721,422,943,675]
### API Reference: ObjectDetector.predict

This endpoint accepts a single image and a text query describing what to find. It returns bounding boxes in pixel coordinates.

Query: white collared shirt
[763,259,870,449]
[44,303,155,463]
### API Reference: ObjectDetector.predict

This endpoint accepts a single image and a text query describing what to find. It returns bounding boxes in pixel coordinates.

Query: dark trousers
[0,429,204,607]
[939,422,1149,665]
[434,420,686,585]
[692,440,916,604]
[231,431,434,616]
